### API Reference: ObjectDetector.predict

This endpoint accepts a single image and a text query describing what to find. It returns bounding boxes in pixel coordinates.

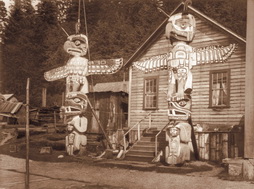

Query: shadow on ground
[0,132,226,177]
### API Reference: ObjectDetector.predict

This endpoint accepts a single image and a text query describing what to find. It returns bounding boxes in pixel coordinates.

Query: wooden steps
[124,129,167,162]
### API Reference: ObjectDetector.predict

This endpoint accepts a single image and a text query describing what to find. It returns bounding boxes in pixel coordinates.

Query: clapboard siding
[191,41,245,126]
[128,13,245,130]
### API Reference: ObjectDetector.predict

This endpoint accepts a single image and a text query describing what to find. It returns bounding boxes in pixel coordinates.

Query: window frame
[143,76,159,110]
[209,69,230,109]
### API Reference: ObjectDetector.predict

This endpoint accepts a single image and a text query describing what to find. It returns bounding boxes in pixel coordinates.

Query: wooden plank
[222,133,229,159]
[129,14,246,133]
[198,133,205,160]
[204,133,210,160]
[210,133,216,161]
[216,134,220,161]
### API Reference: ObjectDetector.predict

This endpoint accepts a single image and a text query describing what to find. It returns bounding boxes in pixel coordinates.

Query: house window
[143,77,158,110]
[209,70,230,108]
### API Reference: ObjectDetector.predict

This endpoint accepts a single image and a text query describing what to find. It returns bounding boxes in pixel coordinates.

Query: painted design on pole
[44,33,123,155]
[133,7,236,165]
[44,34,123,94]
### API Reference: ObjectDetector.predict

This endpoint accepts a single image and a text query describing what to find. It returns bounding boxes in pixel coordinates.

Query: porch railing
[155,124,168,157]
[123,112,152,152]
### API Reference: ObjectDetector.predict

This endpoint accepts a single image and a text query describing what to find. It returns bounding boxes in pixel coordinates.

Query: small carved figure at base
[65,115,87,156]
[165,122,192,166]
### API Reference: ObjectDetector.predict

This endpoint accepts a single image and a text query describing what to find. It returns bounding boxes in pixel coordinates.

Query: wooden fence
[195,131,244,162]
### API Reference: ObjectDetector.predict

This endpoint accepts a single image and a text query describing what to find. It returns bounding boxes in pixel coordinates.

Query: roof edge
[123,2,183,68]
[188,6,246,44]
[123,2,246,69]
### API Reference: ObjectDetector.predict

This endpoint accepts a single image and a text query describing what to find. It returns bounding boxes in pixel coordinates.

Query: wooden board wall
[88,93,128,133]
[129,16,246,130]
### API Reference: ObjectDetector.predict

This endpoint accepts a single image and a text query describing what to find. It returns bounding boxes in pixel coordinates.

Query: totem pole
[44,32,123,155]
[133,1,236,165]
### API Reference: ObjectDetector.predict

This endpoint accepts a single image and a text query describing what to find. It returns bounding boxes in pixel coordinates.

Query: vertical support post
[0,47,2,92]
[123,136,126,152]
[42,88,47,107]
[137,123,141,141]
[61,92,65,106]
[25,78,30,189]
[85,95,113,149]
[149,113,152,129]
[155,136,158,157]
[244,0,254,158]
[53,111,57,132]
[127,67,132,128]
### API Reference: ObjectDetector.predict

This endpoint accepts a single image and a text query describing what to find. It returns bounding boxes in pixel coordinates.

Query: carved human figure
[133,12,236,103]
[165,121,192,165]
[165,13,196,100]
[44,33,123,156]
[133,9,236,165]
[62,92,88,155]
[44,33,123,96]
[63,34,89,94]
[66,114,88,155]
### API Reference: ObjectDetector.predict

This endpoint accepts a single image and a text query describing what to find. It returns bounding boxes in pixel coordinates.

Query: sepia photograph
[0,0,254,188]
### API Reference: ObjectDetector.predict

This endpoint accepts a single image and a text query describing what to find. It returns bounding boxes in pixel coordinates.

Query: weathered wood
[25,78,30,189]
[210,134,216,161]
[194,132,242,162]
[216,134,220,161]
[222,133,228,159]
[128,9,246,163]
[42,88,47,107]
[244,0,254,158]
[204,134,209,160]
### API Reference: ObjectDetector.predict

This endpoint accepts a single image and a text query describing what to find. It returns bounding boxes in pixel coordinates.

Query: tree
[2,0,62,106]
[1,0,247,107]
[190,0,246,37]
[0,0,7,43]
[2,1,37,102]
[0,0,8,91]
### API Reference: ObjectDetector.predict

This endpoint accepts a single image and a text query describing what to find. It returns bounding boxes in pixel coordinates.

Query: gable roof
[0,101,23,114]
[2,94,15,101]
[124,2,246,68]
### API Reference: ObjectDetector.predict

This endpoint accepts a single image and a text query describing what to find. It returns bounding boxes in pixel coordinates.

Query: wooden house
[122,3,246,162]
[0,93,25,124]
[87,81,128,149]
[2,94,18,103]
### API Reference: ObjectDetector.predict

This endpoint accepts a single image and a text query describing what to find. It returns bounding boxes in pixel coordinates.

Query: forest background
[0,0,247,107]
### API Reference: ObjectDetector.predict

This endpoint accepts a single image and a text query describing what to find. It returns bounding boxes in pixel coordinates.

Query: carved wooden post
[244,0,254,158]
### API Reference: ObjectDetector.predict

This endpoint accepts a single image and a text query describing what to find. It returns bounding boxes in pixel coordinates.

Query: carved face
[171,127,180,137]
[166,126,180,137]
[61,92,88,116]
[168,98,191,121]
[166,13,196,42]
[63,34,88,56]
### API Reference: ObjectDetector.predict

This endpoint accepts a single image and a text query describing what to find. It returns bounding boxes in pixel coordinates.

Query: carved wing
[133,43,237,72]
[195,43,237,64]
[44,65,69,81]
[88,58,123,75]
[44,58,123,81]
[133,53,170,73]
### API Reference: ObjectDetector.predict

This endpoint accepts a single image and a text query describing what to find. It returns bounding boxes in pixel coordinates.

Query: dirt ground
[1,132,254,189]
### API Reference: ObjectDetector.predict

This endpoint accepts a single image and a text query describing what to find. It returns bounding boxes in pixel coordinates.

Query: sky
[2,0,13,11]
[2,0,39,12]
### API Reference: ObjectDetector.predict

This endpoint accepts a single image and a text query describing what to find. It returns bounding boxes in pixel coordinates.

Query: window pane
[144,78,158,109]
[210,71,229,107]
[153,79,156,92]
